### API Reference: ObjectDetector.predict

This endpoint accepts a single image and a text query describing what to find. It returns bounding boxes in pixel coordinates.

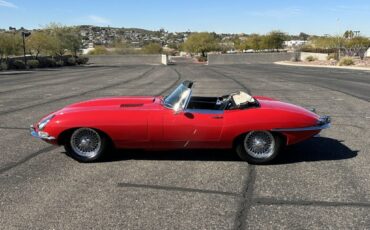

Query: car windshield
[163,83,189,108]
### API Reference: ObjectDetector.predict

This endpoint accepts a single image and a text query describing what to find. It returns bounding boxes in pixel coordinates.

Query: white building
[283,40,307,48]
[82,43,95,55]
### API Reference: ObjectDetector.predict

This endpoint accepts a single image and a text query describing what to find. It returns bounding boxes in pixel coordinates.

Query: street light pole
[21,31,31,66]
[9,27,31,65]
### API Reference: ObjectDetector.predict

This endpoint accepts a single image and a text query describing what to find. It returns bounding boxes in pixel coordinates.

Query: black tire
[235,131,282,164]
[64,128,107,162]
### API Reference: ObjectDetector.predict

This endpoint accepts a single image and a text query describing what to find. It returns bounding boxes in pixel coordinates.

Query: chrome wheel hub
[71,128,101,158]
[244,131,275,159]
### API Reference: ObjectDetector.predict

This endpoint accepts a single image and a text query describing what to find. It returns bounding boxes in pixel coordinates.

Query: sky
[0,0,369,36]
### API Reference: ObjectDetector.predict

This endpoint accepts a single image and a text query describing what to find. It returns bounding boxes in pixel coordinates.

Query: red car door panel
[161,109,224,148]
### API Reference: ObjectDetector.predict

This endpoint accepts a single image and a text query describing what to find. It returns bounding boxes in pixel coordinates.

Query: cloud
[248,7,302,18]
[88,15,111,24]
[0,0,17,8]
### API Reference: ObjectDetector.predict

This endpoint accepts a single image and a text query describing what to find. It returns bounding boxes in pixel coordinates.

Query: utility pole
[21,30,31,65]
[8,27,31,65]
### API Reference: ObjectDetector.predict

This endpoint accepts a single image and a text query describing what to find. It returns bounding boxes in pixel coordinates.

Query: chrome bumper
[272,116,331,132]
[30,125,56,140]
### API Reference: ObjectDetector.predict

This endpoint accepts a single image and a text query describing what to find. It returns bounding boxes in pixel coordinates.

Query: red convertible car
[31,81,330,163]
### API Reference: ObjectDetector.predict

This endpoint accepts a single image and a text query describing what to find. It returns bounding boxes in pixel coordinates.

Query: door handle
[212,116,223,119]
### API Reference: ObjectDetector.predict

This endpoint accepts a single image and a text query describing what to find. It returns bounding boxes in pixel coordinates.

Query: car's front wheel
[235,131,282,164]
[64,128,107,162]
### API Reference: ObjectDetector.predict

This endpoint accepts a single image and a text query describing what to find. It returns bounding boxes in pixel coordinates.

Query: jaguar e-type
[31,81,330,163]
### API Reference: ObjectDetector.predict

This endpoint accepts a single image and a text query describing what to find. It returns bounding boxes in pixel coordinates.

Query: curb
[274,61,370,71]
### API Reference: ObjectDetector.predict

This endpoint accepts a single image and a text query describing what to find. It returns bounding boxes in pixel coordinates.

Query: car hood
[61,96,160,112]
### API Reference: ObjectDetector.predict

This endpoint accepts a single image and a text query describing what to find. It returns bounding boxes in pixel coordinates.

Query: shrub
[76,56,89,65]
[88,46,109,55]
[305,55,317,62]
[327,53,337,61]
[300,47,337,54]
[197,56,207,62]
[141,43,162,54]
[338,57,354,66]
[27,60,40,69]
[13,60,27,69]
[55,60,64,67]
[0,62,8,71]
[38,58,56,68]
[66,57,76,66]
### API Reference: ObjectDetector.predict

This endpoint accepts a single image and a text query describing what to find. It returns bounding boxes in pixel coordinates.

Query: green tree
[63,28,82,57]
[26,31,50,59]
[142,43,162,54]
[343,36,370,59]
[248,34,263,50]
[182,32,220,57]
[343,30,354,39]
[0,32,22,62]
[310,36,344,49]
[262,31,287,50]
[45,23,82,57]
[298,32,310,41]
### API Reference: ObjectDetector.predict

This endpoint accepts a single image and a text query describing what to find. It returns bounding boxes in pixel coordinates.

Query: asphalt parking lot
[0,62,369,229]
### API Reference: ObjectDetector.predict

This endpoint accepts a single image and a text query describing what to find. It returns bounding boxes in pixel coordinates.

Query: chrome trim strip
[272,123,330,132]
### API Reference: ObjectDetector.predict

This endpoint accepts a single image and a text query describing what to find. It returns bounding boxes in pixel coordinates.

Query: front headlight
[38,114,55,130]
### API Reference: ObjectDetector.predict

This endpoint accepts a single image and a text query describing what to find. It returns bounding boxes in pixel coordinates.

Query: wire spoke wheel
[244,131,275,159]
[70,128,102,158]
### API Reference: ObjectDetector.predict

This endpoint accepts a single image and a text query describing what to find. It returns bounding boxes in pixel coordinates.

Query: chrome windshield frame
[162,81,193,111]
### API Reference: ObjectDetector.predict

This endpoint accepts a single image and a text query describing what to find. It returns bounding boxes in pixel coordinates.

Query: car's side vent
[120,104,144,108]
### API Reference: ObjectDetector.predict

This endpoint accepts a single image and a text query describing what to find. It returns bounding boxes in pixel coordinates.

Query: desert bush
[27,60,40,69]
[55,60,64,67]
[13,60,27,69]
[88,46,109,55]
[197,56,207,62]
[38,58,56,68]
[300,47,337,54]
[76,56,89,65]
[305,55,317,62]
[66,57,76,66]
[338,57,354,66]
[0,62,8,71]
[327,53,338,60]
[141,43,162,54]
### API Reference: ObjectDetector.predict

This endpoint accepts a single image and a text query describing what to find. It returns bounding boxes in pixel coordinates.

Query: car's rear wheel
[64,128,106,162]
[235,131,282,164]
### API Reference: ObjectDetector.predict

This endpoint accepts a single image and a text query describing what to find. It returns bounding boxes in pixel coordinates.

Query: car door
[162,108,224,148]
[162,109,196,147]
[184,109,224,142]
